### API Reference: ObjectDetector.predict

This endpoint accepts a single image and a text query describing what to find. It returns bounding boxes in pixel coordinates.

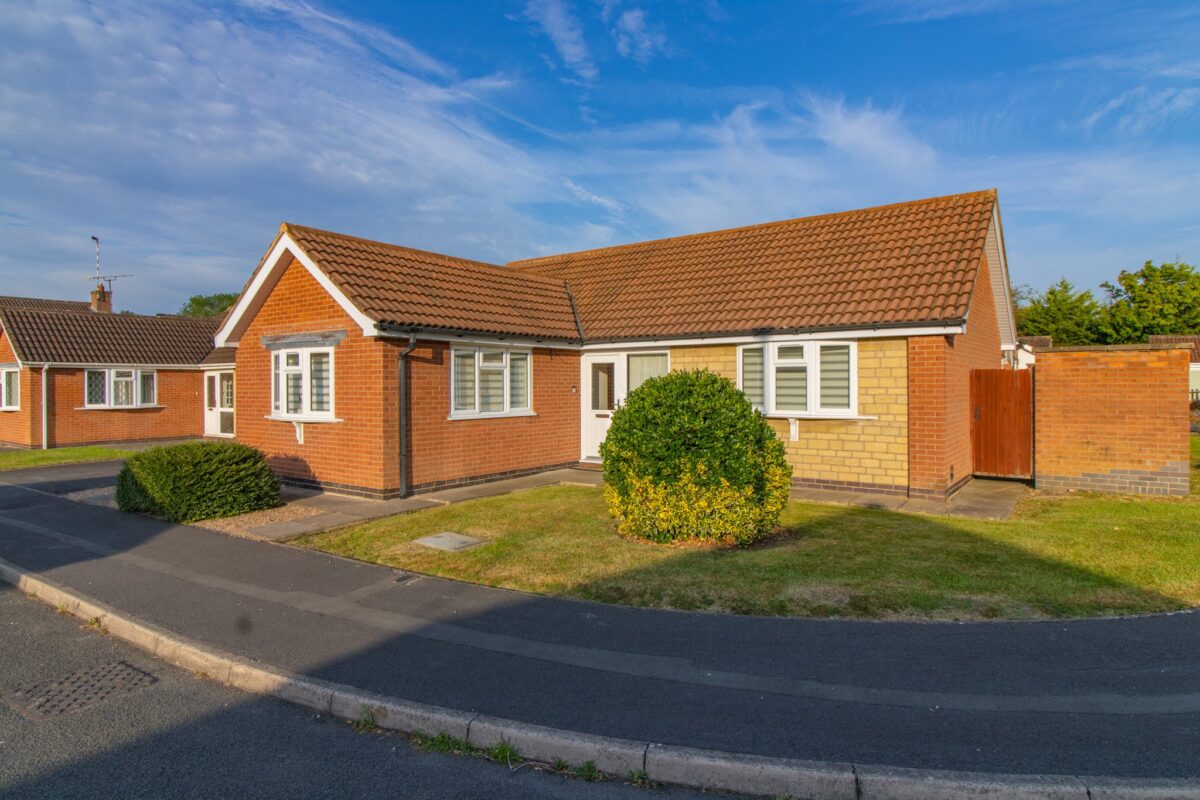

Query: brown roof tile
[199,346,237,366]
[0,295,91,314]
[284,224,581,341]
[1148,335,1200,362]
[508,190,998,340]
[0,309,219,365]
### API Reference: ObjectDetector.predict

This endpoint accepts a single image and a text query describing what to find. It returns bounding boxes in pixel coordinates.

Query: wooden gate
[970,369,1033,479]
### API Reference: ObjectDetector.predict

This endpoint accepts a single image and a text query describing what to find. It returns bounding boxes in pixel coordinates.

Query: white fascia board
[378,330,581,350]
[579,324,965,352]
[215,232,377,347]
[24,362,207,370]
[990,205,1019,348]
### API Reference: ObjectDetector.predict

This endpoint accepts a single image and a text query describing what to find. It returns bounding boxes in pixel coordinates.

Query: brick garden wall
[1034,345,1191,496]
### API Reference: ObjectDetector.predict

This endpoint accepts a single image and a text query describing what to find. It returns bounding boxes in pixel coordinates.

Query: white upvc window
[271,347,334,420]
[83,368,157,409]
[737,341,858,417]
[450,347,532,418]
[0,369,18,411]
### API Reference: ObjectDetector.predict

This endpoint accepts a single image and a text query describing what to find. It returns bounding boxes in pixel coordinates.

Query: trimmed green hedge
[117,441,280,523]
[600,369,790,545]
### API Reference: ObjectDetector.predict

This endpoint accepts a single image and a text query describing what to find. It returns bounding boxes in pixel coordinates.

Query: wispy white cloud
[562,178,624,216]
[1083,86,1200,136]
[523,0,597,82]
[804,95,937,173]
[850,0,1029,23]
[612,8,667,63]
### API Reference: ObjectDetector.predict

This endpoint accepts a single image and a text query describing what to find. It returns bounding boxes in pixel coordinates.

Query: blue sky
[1,0,1198,314]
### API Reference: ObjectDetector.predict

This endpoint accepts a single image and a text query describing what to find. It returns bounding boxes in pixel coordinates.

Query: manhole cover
[7,660,157,719]
[413,531,483,551]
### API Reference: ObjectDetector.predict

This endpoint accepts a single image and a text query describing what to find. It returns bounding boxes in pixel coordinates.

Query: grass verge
[0,445,134,472]
[298,436,1200,621]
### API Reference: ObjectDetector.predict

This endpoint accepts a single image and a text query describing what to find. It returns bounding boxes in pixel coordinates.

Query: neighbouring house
[1148,336,1200,401]
[213,189,1020,500]
[1015,335,1051,369]
[0,287,226,448]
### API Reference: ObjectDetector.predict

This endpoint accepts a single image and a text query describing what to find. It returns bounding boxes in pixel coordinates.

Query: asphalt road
[0,586,717,800]
[1,461,1199,781]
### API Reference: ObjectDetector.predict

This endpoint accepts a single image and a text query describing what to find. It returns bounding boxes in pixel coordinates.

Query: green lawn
[0,445,134,472]
[298,436,1200,621]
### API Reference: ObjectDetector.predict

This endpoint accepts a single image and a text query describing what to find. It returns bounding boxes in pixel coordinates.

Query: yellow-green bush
[601,370,789,545]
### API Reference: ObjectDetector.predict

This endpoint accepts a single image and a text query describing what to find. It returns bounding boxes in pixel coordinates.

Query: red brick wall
[1035,346,1190,495]
[235,257,580,497]
[0,329,34,447]
[406,341,580,491]
[907,252,1005,498]
[236,258,398,495]
[44,368,203,447]
[0,327,203,448]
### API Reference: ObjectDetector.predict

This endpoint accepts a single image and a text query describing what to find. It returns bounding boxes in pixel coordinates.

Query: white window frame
[270,346,336,422]
[736,340,859,418]
[82,368,159,409]
[0,368,18,411]
[449,346,534,420]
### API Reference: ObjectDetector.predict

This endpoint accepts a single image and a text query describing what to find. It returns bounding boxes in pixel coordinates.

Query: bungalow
[214,189,1018,500]
[0,287,222,448]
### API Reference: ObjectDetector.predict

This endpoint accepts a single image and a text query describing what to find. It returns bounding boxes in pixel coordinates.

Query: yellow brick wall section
[669,344,738,382]
[670,339,908,489]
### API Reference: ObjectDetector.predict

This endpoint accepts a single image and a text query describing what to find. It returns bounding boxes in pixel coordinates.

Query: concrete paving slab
[790,478,1027,520]
[249,511,363,541]
[421,468,600,504]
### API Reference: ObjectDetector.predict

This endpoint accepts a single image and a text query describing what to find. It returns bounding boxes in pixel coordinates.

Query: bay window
[451,347,532,418]
[738,341,857,417]
[83,368,157,409]
[271,347,334,420]
[0,368,18,410]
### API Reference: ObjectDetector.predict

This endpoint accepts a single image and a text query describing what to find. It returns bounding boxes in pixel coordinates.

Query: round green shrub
[116,441,280,523]
[600,369,790,545]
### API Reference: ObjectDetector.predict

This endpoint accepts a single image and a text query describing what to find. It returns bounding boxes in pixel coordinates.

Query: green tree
[178,292,239,318]
[1098,261,1200,343]
[1015,278,1101,345]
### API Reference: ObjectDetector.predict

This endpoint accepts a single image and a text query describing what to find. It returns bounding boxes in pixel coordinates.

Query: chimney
[90,283,112,313]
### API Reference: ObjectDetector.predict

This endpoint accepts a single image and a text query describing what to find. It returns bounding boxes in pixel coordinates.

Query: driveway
[1,463,1199,781]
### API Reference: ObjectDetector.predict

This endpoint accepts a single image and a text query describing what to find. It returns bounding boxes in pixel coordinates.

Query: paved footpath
[1,462,1200,784]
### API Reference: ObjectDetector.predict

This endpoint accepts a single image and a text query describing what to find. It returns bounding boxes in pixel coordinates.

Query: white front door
[581,354,625,460]
[204,370,235,437]
[580,351,671,461]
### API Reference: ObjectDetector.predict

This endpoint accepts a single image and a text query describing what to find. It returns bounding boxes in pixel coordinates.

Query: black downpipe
[397,334,417,497]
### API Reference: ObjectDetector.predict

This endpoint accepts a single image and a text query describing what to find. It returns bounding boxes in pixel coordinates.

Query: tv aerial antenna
[88,235,133,292]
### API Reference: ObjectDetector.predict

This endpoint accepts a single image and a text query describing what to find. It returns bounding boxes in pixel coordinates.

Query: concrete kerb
[4,557,1200,800]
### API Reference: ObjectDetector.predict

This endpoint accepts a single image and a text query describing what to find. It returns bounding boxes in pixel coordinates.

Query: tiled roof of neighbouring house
[1020,335,1053,349]
[0,295,92,314]
[0,308,220,365]
[509,190,998,341]
[1148,335,1200,362]
[283,224,582,341]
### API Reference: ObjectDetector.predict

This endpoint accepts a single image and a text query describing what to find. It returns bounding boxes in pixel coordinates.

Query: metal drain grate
[7,660,157,719]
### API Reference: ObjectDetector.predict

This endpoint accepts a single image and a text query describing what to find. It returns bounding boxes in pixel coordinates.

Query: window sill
[764,413,877,421]
[265,414,343,424]
[76,404,165,411]
[0,408,19,413]
[448,410,537,421]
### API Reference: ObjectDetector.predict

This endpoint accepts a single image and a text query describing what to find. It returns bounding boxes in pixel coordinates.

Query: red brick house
[215,190,1019,499]
[0,290,220,448]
